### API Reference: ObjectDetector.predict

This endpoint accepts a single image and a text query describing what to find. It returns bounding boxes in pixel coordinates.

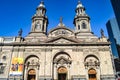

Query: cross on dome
[58,17,65,27]
[38,0,45,8]
[78,0,81,4]
[60,17,63,23]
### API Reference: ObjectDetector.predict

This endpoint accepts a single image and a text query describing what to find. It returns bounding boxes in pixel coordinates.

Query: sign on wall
[9,58,23,76]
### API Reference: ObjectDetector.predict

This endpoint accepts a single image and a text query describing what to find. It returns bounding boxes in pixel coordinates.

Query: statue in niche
[18,28,22,37]
[40,10,42,15]
[101,28,105,38]
[35,22,41,30]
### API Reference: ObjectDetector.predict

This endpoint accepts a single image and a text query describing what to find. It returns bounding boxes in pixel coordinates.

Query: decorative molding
[59,49,65,52]
[0,51,9,55]
[34,49,40,52]
[72,75,86,78]
[91,49,98,53]
[0,48,2,52]
[25,49,32,52]
[72,48,83,52]
[41,48,52,52]
[99,48,109,51]
[83,48,99,54]
[2,48,13,51]
[83,49,89,52]
[18,48,25,52]
[100,74,115,78]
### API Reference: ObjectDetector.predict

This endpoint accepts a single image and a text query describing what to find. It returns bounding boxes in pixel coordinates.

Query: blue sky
[0,0,114,37]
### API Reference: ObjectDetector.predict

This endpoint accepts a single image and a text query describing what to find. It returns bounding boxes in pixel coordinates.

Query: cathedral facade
[0,1,115,80]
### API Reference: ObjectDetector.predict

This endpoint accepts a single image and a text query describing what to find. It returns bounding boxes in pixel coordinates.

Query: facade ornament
[26,61,30,69]
[53,56,72,67]
[101,28,105,38]
[31,60,35,65]
[36,61,40,69]
[84,60,100,69]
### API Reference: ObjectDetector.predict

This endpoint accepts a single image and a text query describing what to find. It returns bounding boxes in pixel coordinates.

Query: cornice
[0,42,110,46]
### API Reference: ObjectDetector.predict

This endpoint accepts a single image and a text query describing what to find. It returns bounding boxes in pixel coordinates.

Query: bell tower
[73,1,91,33]
[31,1,48,34]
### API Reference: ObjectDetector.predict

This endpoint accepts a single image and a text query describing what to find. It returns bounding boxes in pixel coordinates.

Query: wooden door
[27,69,36,80]
[88,69,97,80]
[58,67,67,80]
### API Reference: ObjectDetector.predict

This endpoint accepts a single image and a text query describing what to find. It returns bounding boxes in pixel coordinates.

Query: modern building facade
[106,0,120,58]
[111,0,120,29]
[106,18,120,58]
[0,1,115,80]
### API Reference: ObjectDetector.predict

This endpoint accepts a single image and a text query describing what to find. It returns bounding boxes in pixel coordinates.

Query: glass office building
[111,0,120,30]
[106,18,120,57]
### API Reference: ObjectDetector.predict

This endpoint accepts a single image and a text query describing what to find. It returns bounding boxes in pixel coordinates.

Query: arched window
[82,22,86,29]
[78,25,80,30]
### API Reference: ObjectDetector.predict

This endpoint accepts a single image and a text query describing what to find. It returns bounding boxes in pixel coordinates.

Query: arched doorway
[58,67,67,80]
[88,69,97,80]
[27,69,36,80]
[24,55,40,80]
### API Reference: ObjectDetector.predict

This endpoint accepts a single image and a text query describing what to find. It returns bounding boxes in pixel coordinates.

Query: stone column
[36,65,40,80]
[96,68,100,80]
[54,64,57,80]
[85,69,88,80]
[67,64,71,80]
[24,66,28,80]
[67,67,70,80]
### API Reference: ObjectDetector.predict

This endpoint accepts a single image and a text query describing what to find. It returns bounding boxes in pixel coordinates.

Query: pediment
[54,56,72,64]
[45,36,79,44]
[48,26,75,38]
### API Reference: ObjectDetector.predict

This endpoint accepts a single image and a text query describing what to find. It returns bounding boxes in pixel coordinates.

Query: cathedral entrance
[58,67,67,80]
[58,73,66,80]
[88,69,97,80]
[27,69,36,80]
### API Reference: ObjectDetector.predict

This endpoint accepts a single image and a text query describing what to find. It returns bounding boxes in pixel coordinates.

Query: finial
[40,0,44,4]
[38,0,45,8]
[101,28,105,38]
[18,28,23,37]
[60,17,63,23]
[76,0,84,8]
[78,0,81,4]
